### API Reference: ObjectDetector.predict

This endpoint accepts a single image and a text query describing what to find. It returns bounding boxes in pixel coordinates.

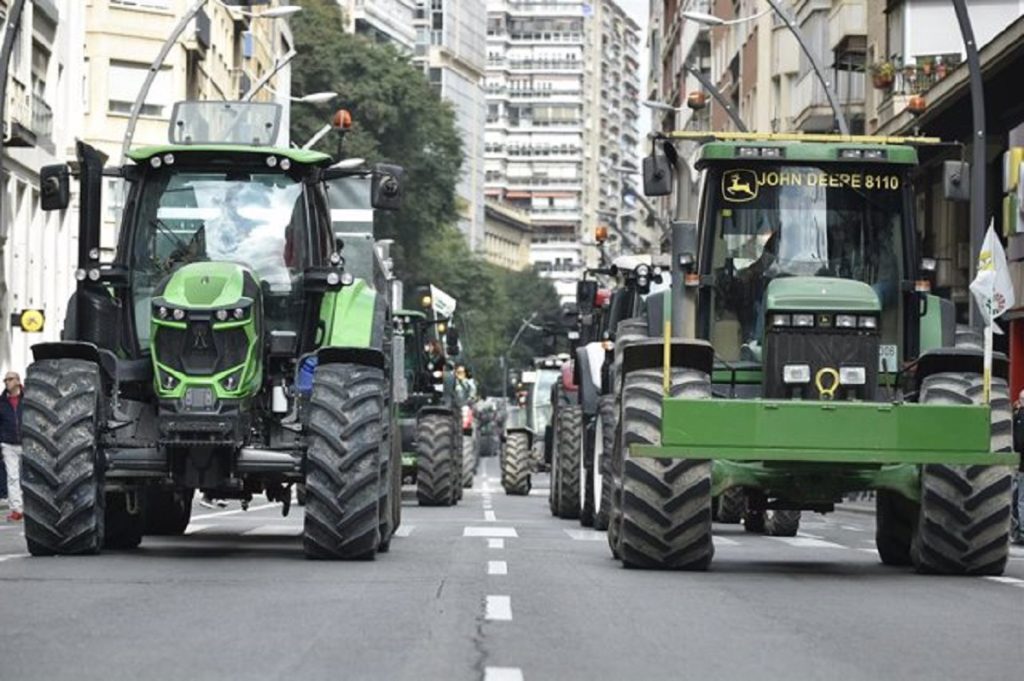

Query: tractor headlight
[636,264,650,278]
[771,314,791,328]
[858,316,878,329]
[233,307,246,320]
[783,364,811,384]
[637,276,649,289]
[215,309,229,322]
[157,306,169,320]
[158,369,179,391]
[836,314,857,329]
[792,314,814,328]
[172,308,186,321]
[220,369,244,392]
[839,366,867,386]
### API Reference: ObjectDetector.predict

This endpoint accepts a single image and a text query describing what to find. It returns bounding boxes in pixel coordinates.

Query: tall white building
[414,0,487,251]
[485,0,587,302]
[0,0,87,375]
[338,0,417,52]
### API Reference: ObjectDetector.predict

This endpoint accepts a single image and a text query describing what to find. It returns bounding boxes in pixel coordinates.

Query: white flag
[429,284,457,319]
[969,223,1015,329]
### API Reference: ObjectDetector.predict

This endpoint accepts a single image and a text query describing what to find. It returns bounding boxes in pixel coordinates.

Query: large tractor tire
[502,431,532,495]
[21,359,106,556]
[462,430,477,489]
[716,487,745,524]
[765,510,801,537]
[615,368,715,570]
[377,415,401,553]
[875,490,917,565]
[303,363,383,560]
[552,405,583,519]
[592,394,616,531]
[104,492,144,550]
[415,413,459,507]
[912,372,1014,575]
[143,487,194,536]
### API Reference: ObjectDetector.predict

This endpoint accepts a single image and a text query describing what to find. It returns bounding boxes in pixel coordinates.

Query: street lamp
[643,69,748,132]
[681,8,772,26]
[502,313,540,398]
[260,84,338,104]
[685,2,850,135]
[120,0,303,163]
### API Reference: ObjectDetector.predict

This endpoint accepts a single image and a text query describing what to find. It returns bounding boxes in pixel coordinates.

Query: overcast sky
[612,0,653,161]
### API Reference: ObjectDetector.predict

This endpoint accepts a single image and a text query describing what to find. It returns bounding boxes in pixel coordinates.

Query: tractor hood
[765,277,881,312]
[156,262,255,308]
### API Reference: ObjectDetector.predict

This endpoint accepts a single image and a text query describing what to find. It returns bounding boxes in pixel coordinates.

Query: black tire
[579,415,596,527]
[764,510,800,537]
[616,368,715,570]
[502,431,532,495]
[912,372,1014,575]
[378,416,400,553]
[104,492,144,550]
[593,395,615,531]
[553,405,582,519]
[743,509,765,534]
[296,484,308,506]
[876,490,917,565]
[717,487,745,524]
[21,359,105,556]
[415,413,459,507]
[303,363,383,560]
[143,488,194,536]
[462,429,477,488]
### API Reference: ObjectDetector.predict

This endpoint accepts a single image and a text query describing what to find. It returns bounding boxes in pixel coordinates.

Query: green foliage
[290,1,563,396]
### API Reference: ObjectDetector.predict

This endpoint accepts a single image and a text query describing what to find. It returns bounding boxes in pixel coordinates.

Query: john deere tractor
[607,131,1019,575]
[21,101,405,559]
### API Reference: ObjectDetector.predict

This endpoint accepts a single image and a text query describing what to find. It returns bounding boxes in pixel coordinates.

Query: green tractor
[608,131,1019,575]
[21,101,405,559]
[394,290,469,506]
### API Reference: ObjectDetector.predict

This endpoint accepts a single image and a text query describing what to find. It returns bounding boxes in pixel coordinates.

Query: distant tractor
[608,132,1019,575]
[21,102,405,559]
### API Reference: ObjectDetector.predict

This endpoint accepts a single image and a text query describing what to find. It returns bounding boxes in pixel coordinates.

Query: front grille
[153,323,250,376]
[764,327,879,400]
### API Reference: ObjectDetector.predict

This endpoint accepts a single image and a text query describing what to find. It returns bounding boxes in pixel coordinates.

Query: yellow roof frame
[659,131,944,145]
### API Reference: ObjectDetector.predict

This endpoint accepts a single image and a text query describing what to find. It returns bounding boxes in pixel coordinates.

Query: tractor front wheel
[875,490,917,566]
[552,405,582,519]
[415,413,459,507]
[501,432,532,495]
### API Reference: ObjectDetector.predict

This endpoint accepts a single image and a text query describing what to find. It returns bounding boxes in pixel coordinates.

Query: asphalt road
[0,457,1022,681]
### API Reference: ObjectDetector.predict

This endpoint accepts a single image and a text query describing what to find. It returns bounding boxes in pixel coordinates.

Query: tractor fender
[321,280,381,350]
[317,346,387,370]
[419,405,457,419]
[576,343,604,417]
[620,337,714,377]
[32,341,151,388]
[913,347,1009,392]
[505,426,534,450]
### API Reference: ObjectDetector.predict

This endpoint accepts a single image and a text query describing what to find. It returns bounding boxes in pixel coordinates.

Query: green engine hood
[765,276,881,312]
[157,262,253,308]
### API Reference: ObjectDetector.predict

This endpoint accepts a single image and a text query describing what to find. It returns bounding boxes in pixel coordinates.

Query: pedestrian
[1,371,24,522]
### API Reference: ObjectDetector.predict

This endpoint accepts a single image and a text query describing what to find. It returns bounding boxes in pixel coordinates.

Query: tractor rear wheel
[716,488,745,524]
[592,395,615,531]
[21,359,105,556]
[764,510,801,537]
[552,405,582,519]
[912,372,1013,575]
[502,431,532,495]
[143,487,193,536]
[415,413,459,507]
[876,490,917,565]
[104,492,144,550]
[616,368,714,570]
[462,429,477,488]
[303,363,383,560]
[378,416,400,553]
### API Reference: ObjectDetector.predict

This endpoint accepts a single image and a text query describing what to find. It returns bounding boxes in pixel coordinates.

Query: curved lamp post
[684,2,850,135]
[120,1,302,163]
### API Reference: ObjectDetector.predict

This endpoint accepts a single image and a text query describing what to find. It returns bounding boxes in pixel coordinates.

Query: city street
[0,457,1021,681]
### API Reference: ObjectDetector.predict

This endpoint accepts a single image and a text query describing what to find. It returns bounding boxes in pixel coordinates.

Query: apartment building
[483,198,532,269]
[413,0,488,251]
[338,0,417,51]
[0,0,86,374]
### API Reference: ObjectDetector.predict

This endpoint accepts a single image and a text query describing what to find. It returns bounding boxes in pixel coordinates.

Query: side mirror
[943,160,970,202]
[642,152,673,197]
[40,164,70,211]
[371,163,404,211]
[576,280,598,313]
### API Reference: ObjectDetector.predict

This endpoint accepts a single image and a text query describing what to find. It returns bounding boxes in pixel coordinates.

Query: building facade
[414,0,488,251]
[483,198,532,269]
[338,0,417,51]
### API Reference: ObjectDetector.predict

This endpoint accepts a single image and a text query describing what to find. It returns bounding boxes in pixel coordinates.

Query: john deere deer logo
[722,169,759,202]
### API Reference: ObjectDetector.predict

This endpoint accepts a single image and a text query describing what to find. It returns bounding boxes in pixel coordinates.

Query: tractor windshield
[130,170,309,349]
[704,164,905,362]
[529,368,560,433]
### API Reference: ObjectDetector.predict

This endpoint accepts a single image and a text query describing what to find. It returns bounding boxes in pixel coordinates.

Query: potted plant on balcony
[870,61,896,90]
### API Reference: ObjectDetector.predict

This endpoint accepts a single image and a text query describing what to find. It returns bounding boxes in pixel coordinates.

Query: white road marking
[486,595,513,621]
[184,524,213,535]
[190,502,278,521]
[713,536,740,546]
[797,532,825,540]
[770,536,847,549]
[483,500,494,509]
[485,667,524,681]
[394,525,415,537]
[488,560,508,575]
[856,548,879,555]
[0,553,28,563]
[243,524,301,536]
[1010,546,1024,558]
[528,489,547,497]
[564,529,605,541]
[984,576,1024,587]
[840,525,865,532]
[464,526,518,538]
[488,538,505,549]
[484,510,497,522]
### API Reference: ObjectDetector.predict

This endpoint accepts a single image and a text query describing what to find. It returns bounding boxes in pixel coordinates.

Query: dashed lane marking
[488,538,505,549]
[564,529,604,541]
[190,502,279,521]
[713,536,740,547]
[856,548,879,555]
[486,595,513,621]
[0,553,28,563]
[488,560,508,575]
[770,536,847,549]
[484,510,497,522]
[464,526,518,538]
[485,668,524,681]
[394,525,415,537]
[243,524,301,536]
[984,576,1024,587]
[184,524,213,535]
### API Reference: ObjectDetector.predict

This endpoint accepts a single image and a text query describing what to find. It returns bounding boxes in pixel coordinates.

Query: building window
[107,60,172,116]
[110,0,172,9]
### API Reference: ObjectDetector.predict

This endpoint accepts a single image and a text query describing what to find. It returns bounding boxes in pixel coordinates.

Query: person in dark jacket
[1,371,24,521]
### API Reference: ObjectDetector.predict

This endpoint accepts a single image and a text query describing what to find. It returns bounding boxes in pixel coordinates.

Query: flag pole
[983,313,993,404]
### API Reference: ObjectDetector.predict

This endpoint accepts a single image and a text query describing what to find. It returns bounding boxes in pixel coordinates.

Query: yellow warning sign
[16,309,45,333]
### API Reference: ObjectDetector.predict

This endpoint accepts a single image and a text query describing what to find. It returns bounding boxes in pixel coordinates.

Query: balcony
[828,0,866,52]
[4,78,52,149]
[871,53,962,96]
[790,68,865,133]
